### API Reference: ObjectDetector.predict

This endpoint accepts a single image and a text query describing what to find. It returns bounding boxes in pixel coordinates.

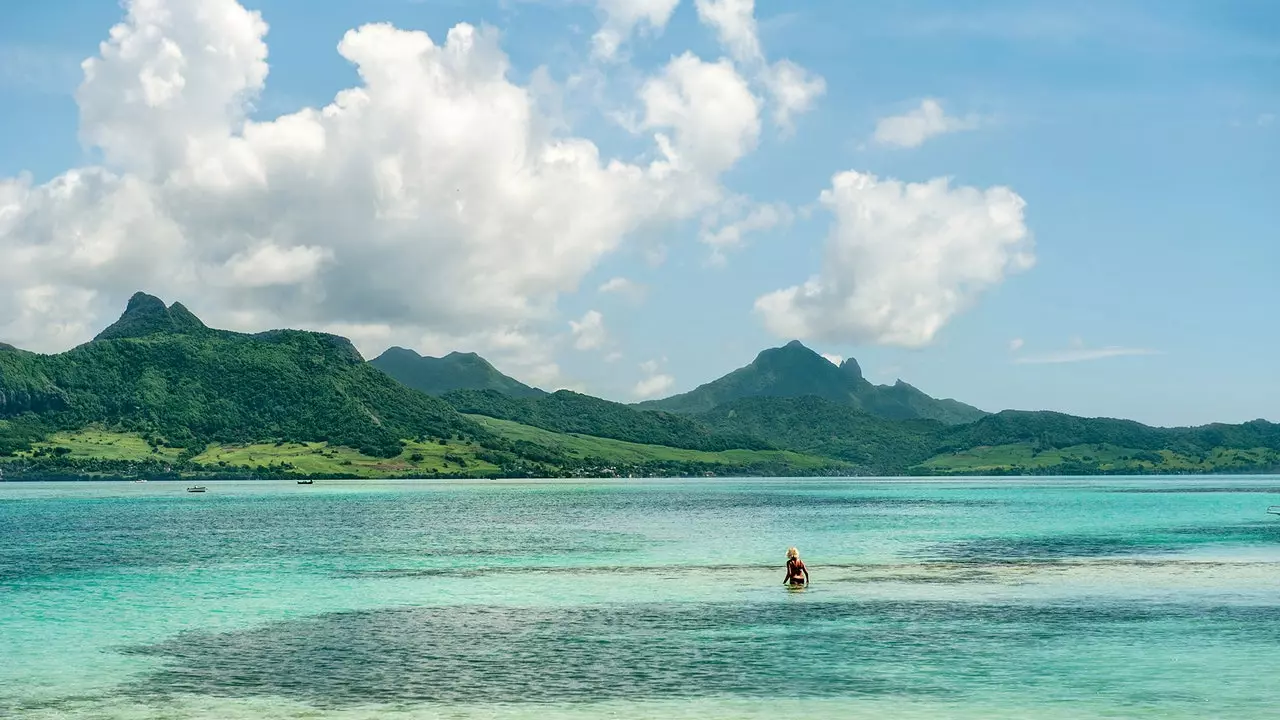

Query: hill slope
[0,293,483,457]
[370,347,543,398]
[695,396,948,474]
[637,340,987,424]
[443,388,771,452]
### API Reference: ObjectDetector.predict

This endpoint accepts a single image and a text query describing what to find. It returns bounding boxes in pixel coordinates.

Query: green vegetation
[694,396,946,474]
[2,292,1278,481]
[636,340,987,425]
[192,437,499,477]
[443,388,771,452]
[371,347,544,398]
[467,415,847,476]
[916,442,1280,476]
[0,293,483,460]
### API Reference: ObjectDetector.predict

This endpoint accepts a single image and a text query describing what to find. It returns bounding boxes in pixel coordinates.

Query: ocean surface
[3,477,1280,719]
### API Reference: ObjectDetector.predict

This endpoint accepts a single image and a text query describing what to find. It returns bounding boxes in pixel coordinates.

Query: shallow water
[3,476,1280,718]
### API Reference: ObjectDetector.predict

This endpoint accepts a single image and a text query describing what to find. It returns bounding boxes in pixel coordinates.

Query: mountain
[4,295,1278,480]
[0,293,483,457]
[93,292,212,342]
[694,395,947,474]
[370,347,543,398]
[443,388,771,452]
[637,340,987,425]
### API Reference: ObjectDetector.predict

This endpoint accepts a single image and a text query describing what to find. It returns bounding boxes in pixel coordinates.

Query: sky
[0,0,1276,427]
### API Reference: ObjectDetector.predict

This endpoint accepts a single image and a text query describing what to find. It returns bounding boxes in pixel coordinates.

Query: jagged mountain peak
[93,292,210,342]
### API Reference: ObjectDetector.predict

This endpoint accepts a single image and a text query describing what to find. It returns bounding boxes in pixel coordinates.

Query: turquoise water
[3,477,1280,719]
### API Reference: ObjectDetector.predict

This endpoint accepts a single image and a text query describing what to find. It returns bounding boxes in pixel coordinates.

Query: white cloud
[604,350,623,362]
[1013,346,1161,365]
[597,276,648,303]
[1009,338,1025,352]
[569,309,608,350]
[873,98,981,148]
[693,0,824,133]
[699,197,793,262]
[633,358,674,398]
[755,170,1034,348]
[820,352,842,365]
[640,52,761,177]
[760,60,826,133]
[694,0,761,63]
[224,243,334,287]
[0,0,755,358]
[591,0,682,62]
[701,201,792,247]
[633,373,674,398]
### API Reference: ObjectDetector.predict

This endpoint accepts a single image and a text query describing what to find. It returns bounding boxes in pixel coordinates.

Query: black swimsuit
[787,558,806,585]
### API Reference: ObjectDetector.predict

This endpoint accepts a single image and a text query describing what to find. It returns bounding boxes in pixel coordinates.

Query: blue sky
[0,0,1277,427]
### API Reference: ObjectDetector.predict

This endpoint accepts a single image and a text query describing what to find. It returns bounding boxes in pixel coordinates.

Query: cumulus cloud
[640,52,761,177]
[591,0,682,61]
[0,0,757,368]
[224,244,334,288]
[633,358,674,398]
[755,170,1034,348]
[693,0,825,133]
[873,98,981,148]
[569,309,608,350]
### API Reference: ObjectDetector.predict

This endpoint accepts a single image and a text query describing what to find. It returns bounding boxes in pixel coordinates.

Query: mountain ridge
[370,346,543,398]
[3,292,1278,479]
[635,340,987,424]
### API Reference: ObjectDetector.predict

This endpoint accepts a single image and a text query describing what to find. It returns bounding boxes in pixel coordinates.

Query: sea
[3,476,1280,719]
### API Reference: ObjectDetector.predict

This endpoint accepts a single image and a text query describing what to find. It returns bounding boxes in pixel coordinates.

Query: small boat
[1268,506,1280,516]
[134,479,147,483]
[296,479,314,485]
[186,486,207,493]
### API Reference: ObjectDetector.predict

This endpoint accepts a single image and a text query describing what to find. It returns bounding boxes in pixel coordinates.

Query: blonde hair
[786,547,799,559]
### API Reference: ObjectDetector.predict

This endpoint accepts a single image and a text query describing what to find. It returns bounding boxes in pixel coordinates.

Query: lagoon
[3,477,1280,718]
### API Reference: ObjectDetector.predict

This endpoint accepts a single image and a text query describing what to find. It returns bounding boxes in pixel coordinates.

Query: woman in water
[784,547,809,587]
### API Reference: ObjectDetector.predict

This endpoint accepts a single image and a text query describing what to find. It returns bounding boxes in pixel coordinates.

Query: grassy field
[920,442,1280,474]
[9,428,498,477]
[21,428,185,462]
[467,414,845,471]
[192,438,500,477]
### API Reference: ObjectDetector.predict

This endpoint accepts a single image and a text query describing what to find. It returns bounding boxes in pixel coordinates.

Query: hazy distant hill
[637,340,987,425]
[371,347,543,398]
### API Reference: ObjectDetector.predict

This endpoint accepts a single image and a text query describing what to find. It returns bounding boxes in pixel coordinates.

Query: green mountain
[3,294,1278,480]
[694,396,947,474]
[637,340,987,424]
[443,388,771,452]
[0,292,482,457]
[370,347,543,398]
[92,292,212,342]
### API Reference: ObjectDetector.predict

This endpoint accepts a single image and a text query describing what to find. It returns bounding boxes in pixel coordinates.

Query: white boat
[186,486,207,493]
[1268,506,1280,516]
